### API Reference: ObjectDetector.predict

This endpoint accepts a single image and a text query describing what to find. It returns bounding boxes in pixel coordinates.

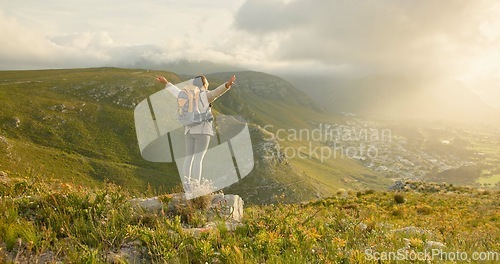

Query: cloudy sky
[1,0,499,106]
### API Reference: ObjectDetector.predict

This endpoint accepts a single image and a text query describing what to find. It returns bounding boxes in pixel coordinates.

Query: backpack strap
[177,90,188,115]
[199,90,208,108]
[187,89,194,113]
[193,89,200,112]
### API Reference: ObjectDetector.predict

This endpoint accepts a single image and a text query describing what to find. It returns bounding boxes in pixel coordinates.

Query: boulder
[425,241,446,249]
[208,193,244,222]
[130,193,245,223]
[388,180,405,191]
[130,196,163,212]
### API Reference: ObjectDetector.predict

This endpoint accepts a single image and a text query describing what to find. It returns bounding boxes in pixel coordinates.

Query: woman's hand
[156,76,168,84]
[225,75,236,88]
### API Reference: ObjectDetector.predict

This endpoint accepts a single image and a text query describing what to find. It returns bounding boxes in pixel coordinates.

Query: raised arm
[207,75,236,103]
[156,75,180,97]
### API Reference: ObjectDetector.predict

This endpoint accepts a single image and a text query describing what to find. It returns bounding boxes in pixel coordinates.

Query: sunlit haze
[1,0,499,110]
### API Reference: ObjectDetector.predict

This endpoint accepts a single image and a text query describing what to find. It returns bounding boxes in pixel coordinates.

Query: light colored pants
[183,133,211,181]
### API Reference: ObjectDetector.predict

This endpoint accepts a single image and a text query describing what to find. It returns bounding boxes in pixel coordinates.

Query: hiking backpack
[176,86,214,126]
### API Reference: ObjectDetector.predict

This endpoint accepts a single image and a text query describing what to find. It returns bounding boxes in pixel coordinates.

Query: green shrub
[391,208,405,217]
[394,194,405,204]
[480,190,491,195]
[416,205,432,215]
[364,189,376,195]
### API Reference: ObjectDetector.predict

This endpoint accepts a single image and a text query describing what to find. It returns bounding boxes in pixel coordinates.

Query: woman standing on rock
[156,75,236,190]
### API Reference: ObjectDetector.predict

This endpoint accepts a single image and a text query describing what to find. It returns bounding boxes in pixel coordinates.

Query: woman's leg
[183,133,196,180]
[191,134,211,181]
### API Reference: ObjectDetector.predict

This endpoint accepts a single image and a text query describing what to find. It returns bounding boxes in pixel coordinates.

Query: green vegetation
[0,68,391,204]
[1,176,498,263]
[0,68,181,192]
[1,68,499,262]
[393,194,405,204]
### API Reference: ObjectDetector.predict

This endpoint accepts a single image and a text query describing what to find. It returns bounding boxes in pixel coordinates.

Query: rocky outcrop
[130,193,245,226]
[388,179,473,193]
[251,125,288,166]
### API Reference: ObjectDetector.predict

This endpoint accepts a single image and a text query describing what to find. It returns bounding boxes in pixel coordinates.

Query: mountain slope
[0,68,182,190]
[0,68,390,203]
[204,71,391,198]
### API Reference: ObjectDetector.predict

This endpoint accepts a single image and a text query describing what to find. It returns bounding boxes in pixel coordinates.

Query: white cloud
[233,0,498,76]
[0,0,246,70]
[51,32,114,50]
[0,10,114,69]
[219,0,500,110]
[1,0,498,105]
[229,0,500,106]
[0,10,63,68]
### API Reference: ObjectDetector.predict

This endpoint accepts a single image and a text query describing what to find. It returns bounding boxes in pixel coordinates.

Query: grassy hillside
[205,72,391,196]
[0,68,182,191]
[0,176,498,263]
[0,68,391,204]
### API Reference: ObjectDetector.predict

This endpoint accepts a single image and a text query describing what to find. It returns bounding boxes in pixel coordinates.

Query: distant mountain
[127,59,247,76]
[286,74,500,123]
[0,68,390,204]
